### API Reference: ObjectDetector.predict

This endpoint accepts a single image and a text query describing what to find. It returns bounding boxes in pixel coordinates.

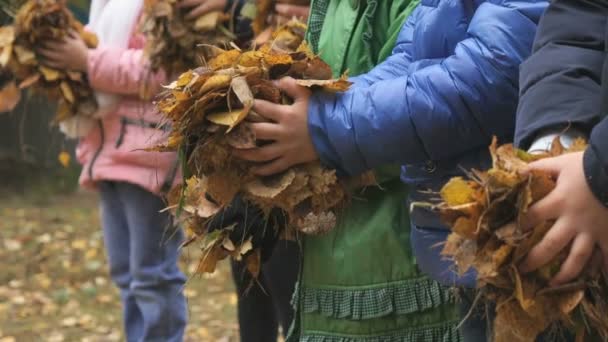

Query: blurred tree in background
[0,0,90,194]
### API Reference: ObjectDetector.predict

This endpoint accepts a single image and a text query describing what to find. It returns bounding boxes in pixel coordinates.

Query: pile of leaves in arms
[141,0,237,76]
[438,138,608,342]
[153,20,365,276]
[0,0,98,121]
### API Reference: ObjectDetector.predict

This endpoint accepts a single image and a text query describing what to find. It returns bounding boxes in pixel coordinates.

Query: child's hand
[275,3,310,22]
[519,151,608,285]
[178,0,227,20]
[38,31,89,72]
[233,77,318,176]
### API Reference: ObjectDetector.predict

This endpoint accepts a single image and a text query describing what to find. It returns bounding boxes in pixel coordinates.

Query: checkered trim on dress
[306,0,330,53]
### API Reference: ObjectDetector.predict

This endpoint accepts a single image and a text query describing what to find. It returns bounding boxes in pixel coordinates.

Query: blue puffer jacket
[308,0,547,287]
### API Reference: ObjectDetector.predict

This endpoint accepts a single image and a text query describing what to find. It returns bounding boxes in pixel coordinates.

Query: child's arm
[234,2,546,176]
[515,0,607,150]
[86,45,166,98]
[513,0,608,284]
[307,2,546,176]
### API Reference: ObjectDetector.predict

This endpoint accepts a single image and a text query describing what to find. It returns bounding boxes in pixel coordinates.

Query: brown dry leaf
[296,211,336,235]
[557,290,585,315]
[494,300,549,342]
[206,172,241,207]
[512,266,538,311]
[567,138,588,152]
[245,250,261,278]
[245,170,296,199]
[197,245,225,273]
[452,216,478,239]
[226,122,256,149]
[295,75,352,92]
[0,80,20,112]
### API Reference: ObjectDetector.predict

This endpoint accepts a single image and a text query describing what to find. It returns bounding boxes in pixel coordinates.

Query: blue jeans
[99,181,187,342]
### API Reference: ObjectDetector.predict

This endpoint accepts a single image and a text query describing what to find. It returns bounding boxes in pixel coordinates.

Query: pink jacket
[76,33,180,195]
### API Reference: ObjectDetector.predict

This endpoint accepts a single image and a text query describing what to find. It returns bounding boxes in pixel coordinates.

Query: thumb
[527,155,565,177]
[275,77,309,102]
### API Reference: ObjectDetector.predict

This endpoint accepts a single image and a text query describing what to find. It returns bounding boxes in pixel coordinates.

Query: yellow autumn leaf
[58,151,70,168]
[206,104,252,132]
[13,45,35,65]
[199,73,232,94]
[0,26,15,48]
[0,45,12,67]
[39,65,61,81]
[440,177,477,206]
[60,82,75,103]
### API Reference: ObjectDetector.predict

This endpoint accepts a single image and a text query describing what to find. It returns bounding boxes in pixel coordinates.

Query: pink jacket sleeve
[86,45,166,98]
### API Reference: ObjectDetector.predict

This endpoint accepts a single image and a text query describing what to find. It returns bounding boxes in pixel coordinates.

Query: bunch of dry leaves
[141,0,238,76]
[437,137,608,342]
[154,20,362,276]
[0,0,98,121]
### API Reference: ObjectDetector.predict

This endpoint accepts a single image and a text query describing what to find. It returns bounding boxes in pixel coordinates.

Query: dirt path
[0,191,239,341]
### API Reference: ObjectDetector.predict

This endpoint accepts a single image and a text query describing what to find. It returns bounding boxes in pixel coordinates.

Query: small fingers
[276,77,310,102]
[178,0,201,7]
[233,144,283,163]
[520,219,576,273]
[550,234,595,286]
[249,122,282,140]
[522,186,563,231]
[527,155,566,176]
[251,158,290,176]
[252,99,287,122]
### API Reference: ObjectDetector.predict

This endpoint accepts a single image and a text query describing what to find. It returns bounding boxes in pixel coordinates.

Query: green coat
[288,1,462,341]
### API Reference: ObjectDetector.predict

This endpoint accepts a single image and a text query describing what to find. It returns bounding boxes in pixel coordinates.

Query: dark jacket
[308,0,547,286]
[516,0,608,206]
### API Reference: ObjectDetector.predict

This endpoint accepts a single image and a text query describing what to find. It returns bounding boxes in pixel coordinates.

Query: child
[515,0,608,286]
[234,0,547,340]
[39,1,187,341]
[179,1,307,341]
[229,1,463,341]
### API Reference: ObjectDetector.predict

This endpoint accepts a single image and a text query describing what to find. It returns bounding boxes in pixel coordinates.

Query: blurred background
[0,2,239,341]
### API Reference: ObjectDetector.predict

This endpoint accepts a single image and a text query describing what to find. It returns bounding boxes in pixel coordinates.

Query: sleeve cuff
[583,146,608,208]
[527,128,586,154]
[307,92,346,175]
